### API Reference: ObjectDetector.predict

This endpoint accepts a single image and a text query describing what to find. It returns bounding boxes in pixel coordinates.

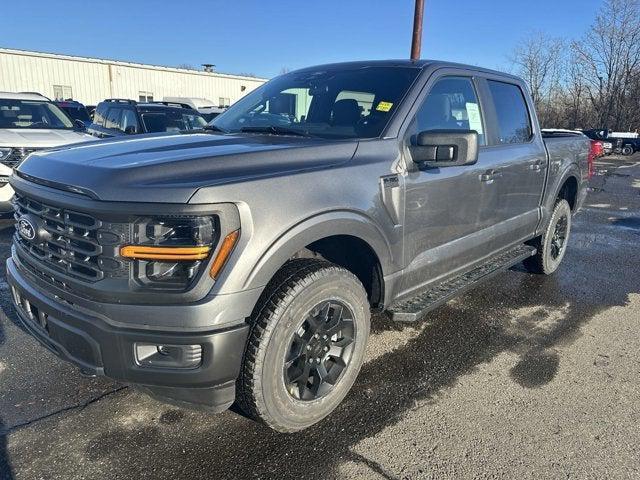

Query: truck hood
[16,132,359,203]
[0,128,94,148]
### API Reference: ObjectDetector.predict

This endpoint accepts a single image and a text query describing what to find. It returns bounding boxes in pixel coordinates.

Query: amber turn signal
[120,245,211,261]
[210,230,240,279]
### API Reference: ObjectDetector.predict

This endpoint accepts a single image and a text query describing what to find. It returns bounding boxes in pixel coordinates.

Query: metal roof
[0,47,268,82]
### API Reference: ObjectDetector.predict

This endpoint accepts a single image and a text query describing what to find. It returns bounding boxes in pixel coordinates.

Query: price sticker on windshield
[376,101,394,112]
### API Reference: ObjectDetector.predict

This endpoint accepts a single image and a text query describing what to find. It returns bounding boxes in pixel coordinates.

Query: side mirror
[124,125,138,135]
[410,130,479,168]
[74,119,87,131]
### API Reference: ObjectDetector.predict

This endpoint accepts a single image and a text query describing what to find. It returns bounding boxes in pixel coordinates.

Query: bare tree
[510,32,565,127]
[571,0,640,129]
[510,32,565,105]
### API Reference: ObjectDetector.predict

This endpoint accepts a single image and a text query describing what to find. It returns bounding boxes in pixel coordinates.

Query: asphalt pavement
[1,155,639,479]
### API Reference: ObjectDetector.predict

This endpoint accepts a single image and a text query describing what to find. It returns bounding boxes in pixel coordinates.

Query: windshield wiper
[203,124,228,133]
[239,125,310,137]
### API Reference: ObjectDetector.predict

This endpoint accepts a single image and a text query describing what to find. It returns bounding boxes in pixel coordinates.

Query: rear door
[479,78,546,245]
[400,72,504,295]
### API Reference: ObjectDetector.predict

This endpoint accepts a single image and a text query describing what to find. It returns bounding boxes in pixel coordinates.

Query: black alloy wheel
[283,300,355,401]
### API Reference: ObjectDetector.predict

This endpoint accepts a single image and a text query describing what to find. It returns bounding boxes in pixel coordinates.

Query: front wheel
[622,146,634,156]
[236,258,370,432]
[524,199,572,275]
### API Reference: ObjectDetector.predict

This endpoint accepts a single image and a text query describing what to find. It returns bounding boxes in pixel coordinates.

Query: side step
[387,244,537,322]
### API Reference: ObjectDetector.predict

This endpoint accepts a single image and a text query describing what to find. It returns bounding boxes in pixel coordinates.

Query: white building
[0,47,267,106]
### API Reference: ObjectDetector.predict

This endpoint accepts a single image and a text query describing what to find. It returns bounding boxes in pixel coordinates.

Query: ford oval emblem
[17,216,36,241]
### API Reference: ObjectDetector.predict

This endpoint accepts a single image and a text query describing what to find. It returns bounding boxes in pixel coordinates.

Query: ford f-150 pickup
[7,60,589,432]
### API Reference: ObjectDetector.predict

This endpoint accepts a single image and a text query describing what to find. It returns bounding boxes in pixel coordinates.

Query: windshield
[212,66,420,139]
[141,109,208,133]
[60,105,91,123]
[0,99,74,130]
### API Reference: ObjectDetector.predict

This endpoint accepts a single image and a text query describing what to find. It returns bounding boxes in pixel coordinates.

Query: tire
[524,199,572,275]
[236,258,370,432]
[622,146,633,156]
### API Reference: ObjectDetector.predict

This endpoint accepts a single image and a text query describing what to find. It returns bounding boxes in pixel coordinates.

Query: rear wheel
[236,258,370,432]
[622,145,634,156]
[524,199,572,275]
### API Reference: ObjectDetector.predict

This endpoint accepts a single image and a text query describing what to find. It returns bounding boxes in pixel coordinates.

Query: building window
[219,97,230,108]
[53,85,73,100]
[139,91,154,102]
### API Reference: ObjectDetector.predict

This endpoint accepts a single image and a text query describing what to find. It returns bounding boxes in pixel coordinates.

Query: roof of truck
[291,59,524,82]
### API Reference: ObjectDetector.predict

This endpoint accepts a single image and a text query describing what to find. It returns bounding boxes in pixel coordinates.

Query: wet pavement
[1,155,639,479]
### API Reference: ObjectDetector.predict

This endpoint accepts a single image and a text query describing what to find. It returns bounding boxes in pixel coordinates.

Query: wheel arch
[242,210,394,306]
[557,174,579,211]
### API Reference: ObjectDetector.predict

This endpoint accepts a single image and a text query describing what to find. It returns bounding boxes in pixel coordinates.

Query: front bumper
[7,257,250,411]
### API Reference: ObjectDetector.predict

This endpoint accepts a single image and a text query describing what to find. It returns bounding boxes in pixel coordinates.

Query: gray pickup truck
[7,60,588,432]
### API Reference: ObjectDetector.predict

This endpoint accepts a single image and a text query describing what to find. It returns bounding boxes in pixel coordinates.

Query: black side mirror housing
[124,125,138,135]
[410,130,479,168]
[74,119,87,131]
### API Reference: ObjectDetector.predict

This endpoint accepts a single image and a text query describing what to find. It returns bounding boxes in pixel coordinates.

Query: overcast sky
[0,0,604,78]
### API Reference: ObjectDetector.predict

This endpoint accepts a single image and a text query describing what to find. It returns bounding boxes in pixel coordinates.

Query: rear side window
[487,80,532,144]
[105,108,123,130]
[121,109,139,133]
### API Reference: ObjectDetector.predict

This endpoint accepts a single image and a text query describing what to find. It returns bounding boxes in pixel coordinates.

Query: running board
[387,244,537,322]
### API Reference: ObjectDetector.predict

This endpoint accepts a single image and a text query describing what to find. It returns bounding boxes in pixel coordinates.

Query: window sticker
[376,101,394,112]
[465,102,483,134]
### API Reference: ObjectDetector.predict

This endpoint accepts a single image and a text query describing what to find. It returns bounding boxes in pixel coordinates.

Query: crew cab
[0,92,93,213]
[7,60,588,432]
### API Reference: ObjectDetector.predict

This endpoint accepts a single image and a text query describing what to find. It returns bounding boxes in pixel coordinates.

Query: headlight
[0,148,12,162]
[121,216,217,290]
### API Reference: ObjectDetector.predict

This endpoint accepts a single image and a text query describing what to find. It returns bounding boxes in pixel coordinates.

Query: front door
[400,75,503,297]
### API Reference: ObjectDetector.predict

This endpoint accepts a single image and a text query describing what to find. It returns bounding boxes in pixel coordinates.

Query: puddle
[610,217,640,231]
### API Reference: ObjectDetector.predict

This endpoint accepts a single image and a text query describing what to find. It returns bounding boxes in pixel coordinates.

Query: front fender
[242,210,396,291]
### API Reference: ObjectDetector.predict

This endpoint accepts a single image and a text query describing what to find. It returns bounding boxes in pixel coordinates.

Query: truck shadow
[83,241,638,480]
[0,324,15,480]
[0,221,14,480]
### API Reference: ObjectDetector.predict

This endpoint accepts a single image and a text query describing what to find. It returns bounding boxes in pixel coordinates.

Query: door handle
[479,169,500,183]
[529,160,547,171]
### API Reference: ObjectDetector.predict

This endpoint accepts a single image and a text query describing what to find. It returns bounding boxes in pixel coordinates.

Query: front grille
[12,193,124,282]
[1,148,40,169]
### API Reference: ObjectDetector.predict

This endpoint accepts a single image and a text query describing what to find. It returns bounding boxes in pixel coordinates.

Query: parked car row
[0,91,94,213]
[0,91,227,214]
[582,128,639,156]
[87,99,209,138]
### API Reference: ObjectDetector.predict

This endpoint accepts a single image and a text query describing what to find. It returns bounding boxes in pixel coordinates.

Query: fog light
[134,343,202,369]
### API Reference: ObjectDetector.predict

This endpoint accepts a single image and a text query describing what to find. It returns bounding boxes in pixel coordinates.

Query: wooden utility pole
[410,0,425,60]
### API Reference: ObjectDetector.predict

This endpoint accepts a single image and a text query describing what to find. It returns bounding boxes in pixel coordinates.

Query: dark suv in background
[54,100,93,128]
[87,99,208,138]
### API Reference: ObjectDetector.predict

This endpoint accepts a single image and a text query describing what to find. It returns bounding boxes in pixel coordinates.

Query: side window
[105,107,123,130]
[414,77,485,145]
[120,109,140,133]
[93,105,108,126]
[486,80,532,144]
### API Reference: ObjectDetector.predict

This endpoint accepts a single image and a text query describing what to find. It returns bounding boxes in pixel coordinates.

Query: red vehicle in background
[590,140,604,158]
[587,140,603,178]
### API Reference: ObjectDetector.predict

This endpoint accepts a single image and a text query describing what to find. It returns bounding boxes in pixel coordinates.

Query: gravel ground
[0,155,639,480]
